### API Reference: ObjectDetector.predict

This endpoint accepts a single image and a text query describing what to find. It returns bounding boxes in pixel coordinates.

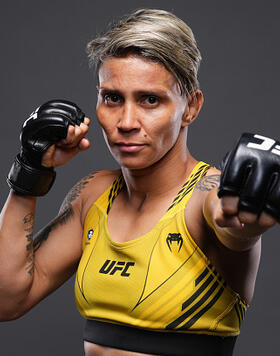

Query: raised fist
[218,133,280,220]
[21,100,86,166]
[7,100,90,196]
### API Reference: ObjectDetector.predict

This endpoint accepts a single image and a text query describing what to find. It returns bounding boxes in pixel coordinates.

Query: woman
[0,8,277,356]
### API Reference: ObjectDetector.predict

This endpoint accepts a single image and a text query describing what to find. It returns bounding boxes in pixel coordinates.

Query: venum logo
[166,233,183,252]
[99,259,135,277]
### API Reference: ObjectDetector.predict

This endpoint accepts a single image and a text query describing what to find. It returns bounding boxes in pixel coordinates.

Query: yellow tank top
[75,162,247,339]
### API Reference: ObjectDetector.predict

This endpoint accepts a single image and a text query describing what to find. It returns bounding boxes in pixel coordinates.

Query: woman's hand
[42,117,91,168]
[204,132,280,250]
[216,194,277,229]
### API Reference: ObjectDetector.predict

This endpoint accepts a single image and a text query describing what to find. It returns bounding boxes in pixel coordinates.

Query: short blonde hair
[87,8,202,95]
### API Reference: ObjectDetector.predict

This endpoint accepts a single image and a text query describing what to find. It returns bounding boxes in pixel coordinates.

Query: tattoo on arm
[23,212,34,276]
[33,172,96,252]
[33,208,74,252]
[59,172,96,214]
[195,174,220,192]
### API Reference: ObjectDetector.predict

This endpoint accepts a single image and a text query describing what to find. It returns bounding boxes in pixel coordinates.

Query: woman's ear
[181,90,204,127]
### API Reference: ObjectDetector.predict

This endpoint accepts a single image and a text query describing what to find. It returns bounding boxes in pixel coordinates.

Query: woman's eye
[144,96,159,105]
[104,94,121,104]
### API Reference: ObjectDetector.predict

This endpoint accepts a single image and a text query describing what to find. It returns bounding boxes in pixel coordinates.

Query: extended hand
[215,195,277,234]
[216,133,280,234]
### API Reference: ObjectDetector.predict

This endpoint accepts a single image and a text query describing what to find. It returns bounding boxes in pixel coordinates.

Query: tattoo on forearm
[195,174,220,192]
[23,212,34,276]
[33,172,96,252]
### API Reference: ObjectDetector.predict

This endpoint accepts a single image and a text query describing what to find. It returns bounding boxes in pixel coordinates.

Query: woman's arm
[203,133,280,252]
[0,180,87,320]
[203,185,271,251]
[0,100,91,320]
[187,171,263,303]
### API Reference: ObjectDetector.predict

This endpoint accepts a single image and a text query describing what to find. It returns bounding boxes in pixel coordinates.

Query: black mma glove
[7,99,85,196]
[218,133,280,219]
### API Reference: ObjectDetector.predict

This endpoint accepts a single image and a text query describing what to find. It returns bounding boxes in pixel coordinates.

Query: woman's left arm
[203,132,280,252]
[203,185,275,251]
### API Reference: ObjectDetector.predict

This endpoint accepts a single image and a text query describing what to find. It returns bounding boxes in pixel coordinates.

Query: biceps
[22,207,83,313]
[33,206,75,251]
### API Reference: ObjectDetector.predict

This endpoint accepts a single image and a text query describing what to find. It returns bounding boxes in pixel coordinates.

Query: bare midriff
[84,341,157,356]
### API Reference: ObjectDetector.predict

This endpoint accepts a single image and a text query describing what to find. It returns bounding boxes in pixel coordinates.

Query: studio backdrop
[0,1,279,355]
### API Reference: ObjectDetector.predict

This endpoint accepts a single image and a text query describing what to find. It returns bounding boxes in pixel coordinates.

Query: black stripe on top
[106,176,124,214]
[181,269,218,311]
[195,264,213,286]
[167,164,210,211]
[166,276,223,330]
[180,281,226,330]
[106,163,210,215]
[234,300,246,328]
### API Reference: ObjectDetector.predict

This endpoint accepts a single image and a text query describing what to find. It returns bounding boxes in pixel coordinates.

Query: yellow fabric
[75,162,248,337]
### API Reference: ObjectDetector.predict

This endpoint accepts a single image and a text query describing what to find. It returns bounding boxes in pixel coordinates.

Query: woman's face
[96,55,190,170]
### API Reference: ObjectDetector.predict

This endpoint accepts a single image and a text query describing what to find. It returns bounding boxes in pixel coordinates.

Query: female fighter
[1,8,279,356]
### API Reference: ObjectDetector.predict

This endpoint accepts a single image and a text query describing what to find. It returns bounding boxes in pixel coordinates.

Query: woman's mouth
[115,142,146,153]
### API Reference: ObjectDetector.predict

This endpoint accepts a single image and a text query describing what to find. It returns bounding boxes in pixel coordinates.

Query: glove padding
[7,99,85,196]
[218,133,280,219]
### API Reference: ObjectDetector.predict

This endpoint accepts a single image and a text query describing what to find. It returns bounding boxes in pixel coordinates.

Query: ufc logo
[23,107,40,128]
[247,134,280,156]
[99,259,135,277]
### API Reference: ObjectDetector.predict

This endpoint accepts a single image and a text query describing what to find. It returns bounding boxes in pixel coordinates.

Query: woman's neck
[121,143,197,203]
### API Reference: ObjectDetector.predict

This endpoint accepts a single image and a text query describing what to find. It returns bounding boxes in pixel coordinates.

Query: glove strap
[7,154,56,196]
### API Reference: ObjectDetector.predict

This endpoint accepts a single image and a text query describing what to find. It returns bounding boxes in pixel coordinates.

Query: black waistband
[84,320,237,356]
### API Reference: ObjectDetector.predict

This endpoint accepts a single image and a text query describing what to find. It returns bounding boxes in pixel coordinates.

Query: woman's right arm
[0,100,91,320]
[0,193,37,319]
[0,185,85,320]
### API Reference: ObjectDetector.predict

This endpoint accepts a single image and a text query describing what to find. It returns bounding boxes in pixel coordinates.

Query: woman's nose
[117,102,141,132]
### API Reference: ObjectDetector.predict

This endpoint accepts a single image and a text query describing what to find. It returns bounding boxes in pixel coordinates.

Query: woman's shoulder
[193,164,221,192]
[206,165,220,176]
[184,163,220,228]
[72,169,121,220]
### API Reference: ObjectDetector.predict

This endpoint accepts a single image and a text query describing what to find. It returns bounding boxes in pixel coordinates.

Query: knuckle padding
[218,132,280,216]
[263,173,280,219]
[21,114,70,163]
[39,100,85,125]
[218,139,248,197]
[22,115,69,144]
[238,163,275,213]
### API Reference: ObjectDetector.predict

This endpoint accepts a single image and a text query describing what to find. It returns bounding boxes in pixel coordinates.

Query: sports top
[75,162,248,356]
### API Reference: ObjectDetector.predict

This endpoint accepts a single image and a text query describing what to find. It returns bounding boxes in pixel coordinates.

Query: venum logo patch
[99,259,135,277]
[166,233,183,252]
